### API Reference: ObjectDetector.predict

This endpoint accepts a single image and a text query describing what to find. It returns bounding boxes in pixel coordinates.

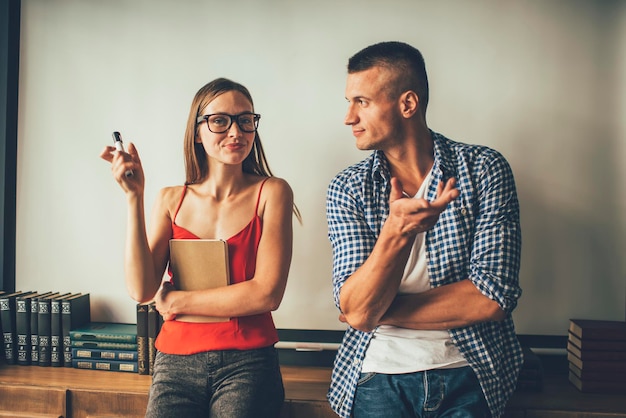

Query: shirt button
[461,208,467,215]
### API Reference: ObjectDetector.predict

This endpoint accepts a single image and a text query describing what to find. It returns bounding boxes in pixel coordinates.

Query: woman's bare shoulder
[155,185,186,209]
[259,176,293,200]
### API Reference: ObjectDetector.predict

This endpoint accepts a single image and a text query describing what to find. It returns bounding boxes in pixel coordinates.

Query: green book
[71,340,138,351]
[70,322,137,343]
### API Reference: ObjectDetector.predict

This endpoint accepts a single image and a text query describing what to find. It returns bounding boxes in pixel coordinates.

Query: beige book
[169,239,230,323]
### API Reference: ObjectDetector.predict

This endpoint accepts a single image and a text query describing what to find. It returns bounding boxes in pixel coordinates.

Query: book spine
[567,341,626,361]
[72,358,138,373]
[15,297,31,365]
[62,294,91,367]
[137,303,149,375]
[71,347,138,361]
[30,297,40,364]
[37,298,52,366]
[1,296,17,364]
[567,352,626,372]
[50,298,63,367]
[148,302,158,376]
[71,340,138,351]
[70,332,136,343]
[61,299,72,367]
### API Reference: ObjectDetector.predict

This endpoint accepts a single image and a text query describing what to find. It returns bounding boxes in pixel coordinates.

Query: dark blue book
[62,293,91,367]
[71,347,138,361]
[30,292,55,364]
[38,293,70,366]
[72,358,138,373]
[1,291,33,364]
[51,293,78,367]
[16,292,51,365]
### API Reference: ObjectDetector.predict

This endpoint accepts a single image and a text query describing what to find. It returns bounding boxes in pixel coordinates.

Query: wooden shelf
[0,364,333,418]
[1,365,626,418]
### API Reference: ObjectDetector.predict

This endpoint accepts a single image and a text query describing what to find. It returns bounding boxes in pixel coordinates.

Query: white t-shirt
[361,170,468,374]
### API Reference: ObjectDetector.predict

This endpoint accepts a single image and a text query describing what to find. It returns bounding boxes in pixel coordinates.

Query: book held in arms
[567,319,626,393]
[169,239,230,322]
[70,322,138,373]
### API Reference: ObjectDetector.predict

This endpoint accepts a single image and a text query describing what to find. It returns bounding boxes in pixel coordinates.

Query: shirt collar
[370,131,457,184]
[431,130,458,179]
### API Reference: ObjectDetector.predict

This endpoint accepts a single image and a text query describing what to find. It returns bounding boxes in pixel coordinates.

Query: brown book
[568,332,626,352]
[147,302,158,376]
[568,371,626,393]
[169,239,230,323]
[567,352,626,372]
[569,319,626,341]
[136,302,149,375]
[567,341,626,361]
[569,363,626,383]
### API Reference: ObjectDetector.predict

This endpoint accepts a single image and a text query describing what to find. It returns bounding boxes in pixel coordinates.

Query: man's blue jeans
[353,366,491,418]
[145,346,284,418]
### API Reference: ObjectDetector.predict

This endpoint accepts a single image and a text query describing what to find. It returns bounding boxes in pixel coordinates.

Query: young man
[326,41,523,418]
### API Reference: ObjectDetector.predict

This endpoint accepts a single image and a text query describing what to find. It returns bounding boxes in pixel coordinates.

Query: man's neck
[385,128,434,197]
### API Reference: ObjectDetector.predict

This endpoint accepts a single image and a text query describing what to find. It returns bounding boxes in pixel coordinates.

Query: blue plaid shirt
[326,131,523,418]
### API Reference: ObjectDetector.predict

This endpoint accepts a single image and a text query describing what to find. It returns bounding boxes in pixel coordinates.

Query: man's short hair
[348,41,429,113]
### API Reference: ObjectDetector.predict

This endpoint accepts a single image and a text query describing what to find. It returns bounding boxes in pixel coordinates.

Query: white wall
[16,0,626,335]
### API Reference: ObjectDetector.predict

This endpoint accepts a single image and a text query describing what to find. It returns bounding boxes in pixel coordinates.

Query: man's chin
[355,139,374,151]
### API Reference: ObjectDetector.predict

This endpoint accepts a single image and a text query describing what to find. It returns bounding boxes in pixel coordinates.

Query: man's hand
[386,177,459,236]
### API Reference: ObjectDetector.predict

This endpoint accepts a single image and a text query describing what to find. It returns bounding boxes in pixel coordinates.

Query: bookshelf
[1,365,626,418]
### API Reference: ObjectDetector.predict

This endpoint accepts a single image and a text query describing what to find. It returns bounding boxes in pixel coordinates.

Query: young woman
[100,78,297,417]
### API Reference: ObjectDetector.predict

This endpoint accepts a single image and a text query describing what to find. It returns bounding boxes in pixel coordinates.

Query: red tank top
[155,178,278,354]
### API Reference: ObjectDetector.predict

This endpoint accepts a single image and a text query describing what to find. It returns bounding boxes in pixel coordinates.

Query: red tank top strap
[255,178,270,215]
[172,185,188,224]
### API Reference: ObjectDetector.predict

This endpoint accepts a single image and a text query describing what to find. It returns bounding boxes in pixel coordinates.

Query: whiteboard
[16,0,626,335]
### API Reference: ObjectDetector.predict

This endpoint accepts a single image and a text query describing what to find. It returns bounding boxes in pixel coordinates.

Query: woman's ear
[399,91,419,118]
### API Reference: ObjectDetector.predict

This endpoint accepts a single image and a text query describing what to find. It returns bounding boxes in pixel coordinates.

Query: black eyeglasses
[196,113,261,133]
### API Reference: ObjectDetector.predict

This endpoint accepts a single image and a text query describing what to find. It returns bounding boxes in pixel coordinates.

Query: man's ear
[399,90,419,118]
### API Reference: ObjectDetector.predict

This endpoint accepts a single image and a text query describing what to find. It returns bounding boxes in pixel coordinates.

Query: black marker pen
[112,131,134,178]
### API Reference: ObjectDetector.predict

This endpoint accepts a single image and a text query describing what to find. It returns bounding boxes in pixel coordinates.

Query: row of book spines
[69,322,140,373]
[567,324,626,392]
[568,360,626,393]
[3,291,91,367]
[137,302,162,375]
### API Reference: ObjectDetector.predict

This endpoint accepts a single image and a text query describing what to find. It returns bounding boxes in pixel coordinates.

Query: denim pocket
[357,371,377,386]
